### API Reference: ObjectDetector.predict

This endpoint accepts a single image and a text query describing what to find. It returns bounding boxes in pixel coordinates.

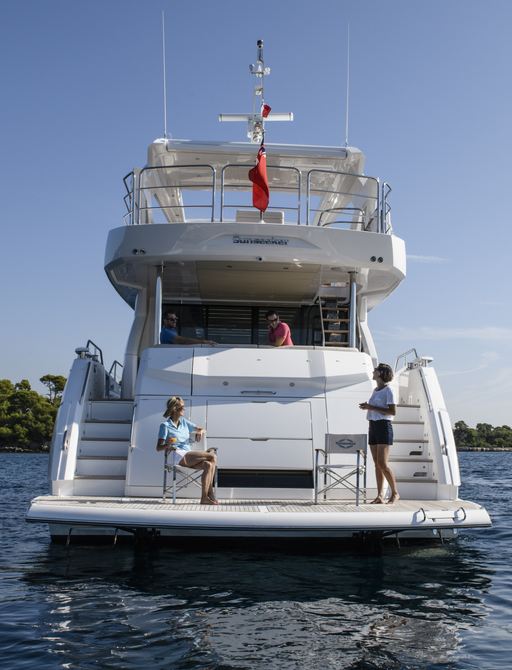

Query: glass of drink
[165,437,177,450]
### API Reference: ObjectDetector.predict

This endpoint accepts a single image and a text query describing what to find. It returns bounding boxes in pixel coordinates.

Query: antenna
[219,40,293,143]
[161,11,168,139]
[344,24,350,147]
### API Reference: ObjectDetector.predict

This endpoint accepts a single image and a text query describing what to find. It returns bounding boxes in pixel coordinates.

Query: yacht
[26,42,491,544]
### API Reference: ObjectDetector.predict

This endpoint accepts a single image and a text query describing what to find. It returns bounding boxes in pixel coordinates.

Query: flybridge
[121,39,393,230]
[122,140,392,231]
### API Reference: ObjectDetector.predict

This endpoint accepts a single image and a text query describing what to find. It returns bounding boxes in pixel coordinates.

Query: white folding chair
[314,434,367,505]
[162,448,218,503]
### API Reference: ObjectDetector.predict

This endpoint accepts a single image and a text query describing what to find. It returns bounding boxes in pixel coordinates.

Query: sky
[1,0,511,427]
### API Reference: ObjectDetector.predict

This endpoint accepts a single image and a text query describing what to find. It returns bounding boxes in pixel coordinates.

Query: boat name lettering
[233,235,289,246]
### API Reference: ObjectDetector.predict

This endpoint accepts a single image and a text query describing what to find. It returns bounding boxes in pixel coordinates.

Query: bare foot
[370,496,385,504]
[387,493,400,504]
[200,498,218,506]
[208,496,220,505]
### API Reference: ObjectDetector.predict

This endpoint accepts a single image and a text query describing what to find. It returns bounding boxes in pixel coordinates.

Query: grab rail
[122,162,392,232]
[394,348,419,372]
[306,169,380,228]
[220,163,301,223]
[108,360,123,383]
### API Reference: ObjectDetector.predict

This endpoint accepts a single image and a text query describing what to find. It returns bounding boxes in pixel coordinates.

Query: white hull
[27,496,491,542]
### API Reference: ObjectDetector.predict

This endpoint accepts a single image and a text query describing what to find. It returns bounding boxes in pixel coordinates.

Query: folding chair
[314,434,367,505]
[162,448,218,503]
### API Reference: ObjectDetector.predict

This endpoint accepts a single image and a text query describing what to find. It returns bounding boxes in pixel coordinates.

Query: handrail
[317,206,365,229]
[306,169,380,227]
[394,348,418,372]
[122,162,391,232]
[137,164,216,224]
[220,163,301,223]
[82,340,104,365]
[382,182,392,233]
[108,360,124,384]
[79,361,93,403]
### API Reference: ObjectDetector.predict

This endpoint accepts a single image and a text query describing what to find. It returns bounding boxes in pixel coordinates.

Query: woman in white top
[359,363,400,504]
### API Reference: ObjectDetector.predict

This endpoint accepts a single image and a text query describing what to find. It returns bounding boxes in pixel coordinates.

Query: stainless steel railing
[122,162,392,232]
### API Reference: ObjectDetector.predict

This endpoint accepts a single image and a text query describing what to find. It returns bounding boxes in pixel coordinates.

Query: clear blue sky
[1,0,510,427]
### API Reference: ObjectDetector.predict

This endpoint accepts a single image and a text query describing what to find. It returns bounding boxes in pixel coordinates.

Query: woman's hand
[165,437,177,451]
[359,402,370,410]
[194,428,205,442]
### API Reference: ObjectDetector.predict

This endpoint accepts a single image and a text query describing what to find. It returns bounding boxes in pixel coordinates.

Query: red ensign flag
[248,145,269,212]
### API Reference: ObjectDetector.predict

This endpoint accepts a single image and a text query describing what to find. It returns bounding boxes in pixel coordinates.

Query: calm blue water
[0,452,511,669]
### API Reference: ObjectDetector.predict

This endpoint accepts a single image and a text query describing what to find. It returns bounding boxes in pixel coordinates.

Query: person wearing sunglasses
[160,312,216,346]
[359,363,399,504]
[156,396,218,505]
[265,310,294,347]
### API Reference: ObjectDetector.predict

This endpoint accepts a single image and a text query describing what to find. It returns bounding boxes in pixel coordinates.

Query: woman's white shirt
[367,385,396,421]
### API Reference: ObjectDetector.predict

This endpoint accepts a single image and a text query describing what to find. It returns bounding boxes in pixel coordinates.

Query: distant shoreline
[456,447,512,452]
[2,447,512,454]
[1,447,49,454]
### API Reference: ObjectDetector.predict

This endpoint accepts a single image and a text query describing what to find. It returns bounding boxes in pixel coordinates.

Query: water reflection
[3,452,509,669]
[19,542,493,670]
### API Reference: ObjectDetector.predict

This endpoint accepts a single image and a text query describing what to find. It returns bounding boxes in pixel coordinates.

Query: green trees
[0,376,66,452]
[40,374,66,404]
[453,420,512,450]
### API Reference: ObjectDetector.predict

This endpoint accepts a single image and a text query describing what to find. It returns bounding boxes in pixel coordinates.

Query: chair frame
[162,448,218,503]
[314,434,367,505]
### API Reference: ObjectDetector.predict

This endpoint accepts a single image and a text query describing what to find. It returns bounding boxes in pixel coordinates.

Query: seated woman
[156,396,218,505]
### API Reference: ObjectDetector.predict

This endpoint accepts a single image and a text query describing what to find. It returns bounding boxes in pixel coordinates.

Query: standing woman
[359,363,400,504]
[156,396,218,505]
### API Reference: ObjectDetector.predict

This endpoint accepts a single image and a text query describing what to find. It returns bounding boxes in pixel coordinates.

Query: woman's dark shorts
[369,420,393,446]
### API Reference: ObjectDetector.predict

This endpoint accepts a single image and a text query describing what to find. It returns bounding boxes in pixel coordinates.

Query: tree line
[0,376,511,452]
[453,420,512,451]
[0,376,66,451]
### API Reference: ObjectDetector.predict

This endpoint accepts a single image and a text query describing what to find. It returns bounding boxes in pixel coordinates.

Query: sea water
[0,451,511,669]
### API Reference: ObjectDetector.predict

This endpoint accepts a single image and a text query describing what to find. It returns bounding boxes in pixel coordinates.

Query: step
[391,441,431,458]
[389,457,433,463]
[395,477,438,484]
[395,404,422,422]
[78,439,130,458]
[76,457,127,477]
[82,421,131,440]
[87,400,134,422]
[393,459,435,480]
[392,422,427,441]
[73,477,126,497]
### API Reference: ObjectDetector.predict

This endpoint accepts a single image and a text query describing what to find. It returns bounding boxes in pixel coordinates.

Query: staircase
[320,298,350,346]
[389,403,437,499]
[74,399,133,496]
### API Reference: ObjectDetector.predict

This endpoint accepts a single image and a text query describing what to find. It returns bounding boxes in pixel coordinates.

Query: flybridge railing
[122,163,392,233]
[306,169,382,231]
[220,164,302,223]
[123,165,217,225]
